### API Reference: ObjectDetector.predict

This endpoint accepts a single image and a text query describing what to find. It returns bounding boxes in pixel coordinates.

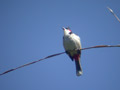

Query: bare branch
[0,52,65,76]
[81,44,120,50]
[0,44,120,76]
[107,7,120,23]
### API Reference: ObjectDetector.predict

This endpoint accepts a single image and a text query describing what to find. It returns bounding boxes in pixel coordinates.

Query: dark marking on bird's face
[69,32,72,34]
[66,27,72,34]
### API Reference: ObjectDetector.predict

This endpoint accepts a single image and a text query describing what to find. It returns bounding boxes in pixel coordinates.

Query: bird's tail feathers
[75,59,82,76]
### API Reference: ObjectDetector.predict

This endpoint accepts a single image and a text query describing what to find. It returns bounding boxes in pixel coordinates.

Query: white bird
[63,27,82,76]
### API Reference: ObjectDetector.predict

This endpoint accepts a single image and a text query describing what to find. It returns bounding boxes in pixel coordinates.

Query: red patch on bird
[73,54,80,61]
[69,29,71,32]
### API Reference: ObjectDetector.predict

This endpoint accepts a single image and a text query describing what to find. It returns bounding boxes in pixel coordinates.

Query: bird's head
[62,27,72,35]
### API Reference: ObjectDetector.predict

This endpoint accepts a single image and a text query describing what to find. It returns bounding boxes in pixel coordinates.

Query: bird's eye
[69,32,72,34]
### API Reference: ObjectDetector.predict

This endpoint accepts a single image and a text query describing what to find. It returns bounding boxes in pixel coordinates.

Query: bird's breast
[63,35,80,51]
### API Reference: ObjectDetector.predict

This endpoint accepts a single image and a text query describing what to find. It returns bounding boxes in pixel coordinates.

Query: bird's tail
[75,60,82,76]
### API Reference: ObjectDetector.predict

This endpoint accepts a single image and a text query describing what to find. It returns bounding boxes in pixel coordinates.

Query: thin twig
[107,7,120,23]
[0,44,120,76]
[0,52,65,76]
[81,44,120,50]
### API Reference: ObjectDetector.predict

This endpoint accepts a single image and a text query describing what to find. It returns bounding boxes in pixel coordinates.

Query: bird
[63,27,82,76]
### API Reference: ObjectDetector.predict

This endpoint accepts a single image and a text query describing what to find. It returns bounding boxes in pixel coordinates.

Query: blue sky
[0,0,120,90]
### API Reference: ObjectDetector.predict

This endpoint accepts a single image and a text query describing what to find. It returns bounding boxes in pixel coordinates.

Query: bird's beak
[62,27,65,30]
[62,27,67,35]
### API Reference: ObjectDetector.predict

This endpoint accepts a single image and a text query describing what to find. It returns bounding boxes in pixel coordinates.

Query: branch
[0,52,65,76]
[0,44,120,76]
[81,44,120,50]
[107,7,120,23]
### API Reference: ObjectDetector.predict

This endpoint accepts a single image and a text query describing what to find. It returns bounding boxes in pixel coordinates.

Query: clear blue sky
[0,0,120,90]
